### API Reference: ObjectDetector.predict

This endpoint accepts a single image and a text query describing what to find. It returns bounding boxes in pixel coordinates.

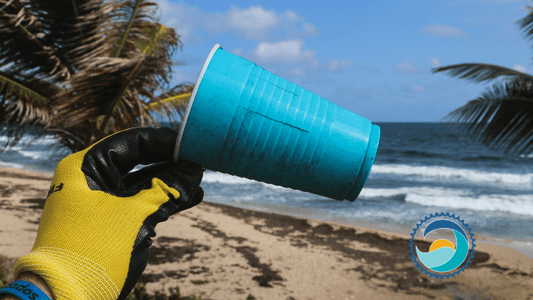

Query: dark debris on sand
[202,202,503,297]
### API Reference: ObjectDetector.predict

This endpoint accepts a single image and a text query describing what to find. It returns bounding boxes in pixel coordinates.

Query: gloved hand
[13,127,204,300]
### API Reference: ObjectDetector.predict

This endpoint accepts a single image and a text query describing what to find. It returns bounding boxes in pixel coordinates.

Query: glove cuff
[14,247,120,300]
[0,280,51,300]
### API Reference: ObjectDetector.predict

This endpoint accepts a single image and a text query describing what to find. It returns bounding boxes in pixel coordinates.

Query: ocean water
[199,123,533,243]
[2,123,532,248]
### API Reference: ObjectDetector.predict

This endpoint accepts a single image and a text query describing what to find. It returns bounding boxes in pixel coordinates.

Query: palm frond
[77,1,179,135]
[100,0,169,59]
[136,23,178,55]
[54,57,145,137]
[145,91,191,110]
[0,0,73,81]
[54,0,175,70]
[54,55,177,143]
[432,63,533,83]
[97,55,145,136]
[144,84,193,129]
[129,22,179,94]
[518,4,533,45]
[0,71,57,148]
[23,0,111,74]
[113,0,143,57]
[0,0,186,151]
[444,79,533,154]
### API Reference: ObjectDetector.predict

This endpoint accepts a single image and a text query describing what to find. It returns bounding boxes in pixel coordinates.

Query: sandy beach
[1,166,532,300]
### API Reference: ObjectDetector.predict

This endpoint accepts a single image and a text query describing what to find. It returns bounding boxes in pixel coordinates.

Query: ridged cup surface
[177,46,380,201]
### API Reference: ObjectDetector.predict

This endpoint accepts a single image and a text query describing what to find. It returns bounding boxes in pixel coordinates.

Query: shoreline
[1,166,533,299]
[1,163,532,254]
[4,161,533,250]
[202,196,533,260]
[1,163,532,255]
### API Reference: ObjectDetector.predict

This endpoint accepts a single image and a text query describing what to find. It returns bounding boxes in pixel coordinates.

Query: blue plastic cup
[174,44,380,201]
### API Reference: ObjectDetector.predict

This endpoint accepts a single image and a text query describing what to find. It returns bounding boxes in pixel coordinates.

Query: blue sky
[152,0,533,122]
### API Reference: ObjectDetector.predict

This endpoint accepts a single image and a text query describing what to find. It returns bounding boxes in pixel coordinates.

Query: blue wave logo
[410,213,475,278]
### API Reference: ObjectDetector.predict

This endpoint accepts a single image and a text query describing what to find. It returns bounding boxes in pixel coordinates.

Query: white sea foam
[1,134,68,161]
[202,171,256,185]
[0,134,58,145]
[360,187,533,216]
[371,164,533,186]
[17,150,56,160]
[202,169,533,215]
[0,161,24,169]
[202,171,291,190]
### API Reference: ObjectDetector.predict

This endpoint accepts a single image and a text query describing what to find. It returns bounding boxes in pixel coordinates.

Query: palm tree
[432,6,533,155]
[0,0,193,153]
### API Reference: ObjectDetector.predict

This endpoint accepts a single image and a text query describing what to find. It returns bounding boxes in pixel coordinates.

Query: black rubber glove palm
[14,127,204,300]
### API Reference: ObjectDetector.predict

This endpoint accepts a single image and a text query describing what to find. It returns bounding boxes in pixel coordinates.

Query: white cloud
[150,1,347,79]
[513,64,528,73]
[412,86,426,92]
[249,40,325,76]
[207,5,319,40]
[429,58,440,68]
[152,1,319,42]
[230,48,244,56]
[252,39,317,65]
[424,24,466,37]
[395,60,420,73]
[279,10,318,36]
[151,0,205,44]
[282,10,298,22]
[207,5,279,40]
[229,6,278,30]
[327,59,355,71]
[286,67,307,76]
[302,23,318,36]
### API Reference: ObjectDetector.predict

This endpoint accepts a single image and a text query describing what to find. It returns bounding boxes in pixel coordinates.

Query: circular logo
[409,213,475,279]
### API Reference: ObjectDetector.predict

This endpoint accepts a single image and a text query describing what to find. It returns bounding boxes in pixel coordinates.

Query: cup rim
[174,44,222,162]
[345,124,380,201]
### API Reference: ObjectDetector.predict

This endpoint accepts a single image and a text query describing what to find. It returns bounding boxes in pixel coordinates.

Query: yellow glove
[13,127,204,300]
